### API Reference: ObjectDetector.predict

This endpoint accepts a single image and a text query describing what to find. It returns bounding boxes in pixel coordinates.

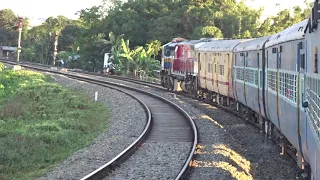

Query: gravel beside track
[178,97,299,180]
[106,141,191,180]
[76,74,299,180]
[35,74,147,180]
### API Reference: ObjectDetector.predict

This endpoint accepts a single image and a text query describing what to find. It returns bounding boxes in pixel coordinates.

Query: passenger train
[160,1,320,179]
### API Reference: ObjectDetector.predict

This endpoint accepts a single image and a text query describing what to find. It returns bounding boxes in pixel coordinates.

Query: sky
[0,0,103,26]
[0,0,314,26]
[243,0,314,20]
[0,0,103,19]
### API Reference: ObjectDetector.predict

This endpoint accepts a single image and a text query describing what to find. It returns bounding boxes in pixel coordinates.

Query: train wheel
[161,76,164,87]
[168,77,174,92]
[164,77,169,89]
[212,93,216,103]
[299,162,312,180]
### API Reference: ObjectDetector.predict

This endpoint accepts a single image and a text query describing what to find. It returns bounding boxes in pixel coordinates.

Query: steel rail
[0,59,306,178]
[76,79,153,180]
[1,60,198,180]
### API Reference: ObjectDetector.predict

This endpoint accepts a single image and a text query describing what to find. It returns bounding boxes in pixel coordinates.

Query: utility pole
[53,31,59,66]
[17,17,23,63]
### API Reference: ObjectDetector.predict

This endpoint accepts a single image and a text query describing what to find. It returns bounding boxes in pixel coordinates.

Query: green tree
[0,9,18,46]
[191,26,224,39]
[75,6,110,71]
[44,16,72,65]
[108,31,124,65]
[59,24,82,52]
[0,9,17,29]
[22,47,36,62]
[146,40,162,59]
[2,0,312,76]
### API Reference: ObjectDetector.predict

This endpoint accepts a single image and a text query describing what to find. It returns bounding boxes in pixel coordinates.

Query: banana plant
[119,38,136,75]
[136,46,160,79]
[108,31,124,66]
[146,40,162,59]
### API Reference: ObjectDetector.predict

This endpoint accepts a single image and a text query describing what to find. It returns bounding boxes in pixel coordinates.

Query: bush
[0,69,109,180]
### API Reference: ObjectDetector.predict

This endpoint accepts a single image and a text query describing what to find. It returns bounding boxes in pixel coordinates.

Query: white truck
[103,53,115,75]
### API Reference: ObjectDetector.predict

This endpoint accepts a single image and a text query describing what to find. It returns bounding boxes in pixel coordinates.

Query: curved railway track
[96,71,300,161]
[1,60,198,180]
[71,76,197,180]
[1,60,302,178]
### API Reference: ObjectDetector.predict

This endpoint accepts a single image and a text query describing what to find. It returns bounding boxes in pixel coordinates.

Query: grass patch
[0,63,109,180]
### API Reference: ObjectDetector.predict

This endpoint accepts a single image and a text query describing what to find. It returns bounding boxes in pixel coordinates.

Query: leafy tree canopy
[0,0,313,77]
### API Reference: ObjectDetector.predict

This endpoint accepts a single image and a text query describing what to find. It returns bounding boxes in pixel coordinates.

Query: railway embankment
[35,73,147,179]
[0,63,111,179]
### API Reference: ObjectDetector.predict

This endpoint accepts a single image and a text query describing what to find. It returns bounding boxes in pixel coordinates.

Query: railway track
[1,60,302,178]
[71,76,197,180]
[97,73,300,164]
[1,60,297,147]
[1,60,198,180]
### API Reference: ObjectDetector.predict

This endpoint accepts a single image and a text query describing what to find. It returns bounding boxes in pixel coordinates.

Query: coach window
[204,53,207,72]
[314,46,318,73]
[208,54,212,73]
[242,53,245,66]
[300,53,305,71]
[277,47,282,69]
[278,54,281,69]
[244,53,249,67]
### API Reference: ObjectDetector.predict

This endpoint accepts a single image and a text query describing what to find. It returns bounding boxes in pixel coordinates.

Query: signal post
[13,17,23,71]
[17,17,23,64]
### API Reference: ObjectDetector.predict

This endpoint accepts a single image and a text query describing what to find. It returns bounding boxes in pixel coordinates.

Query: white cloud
[1,0,313,24]
[0,0,103,19]
[242,0,314,21]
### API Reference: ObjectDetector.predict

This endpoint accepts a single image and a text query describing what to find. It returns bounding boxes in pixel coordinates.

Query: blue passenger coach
[303,2,320,178]
[233,36,271,118]
[264,19,309,151]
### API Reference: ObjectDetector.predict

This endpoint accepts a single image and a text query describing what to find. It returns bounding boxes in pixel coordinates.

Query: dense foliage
[0,0,312,77]
[0,63,109,179]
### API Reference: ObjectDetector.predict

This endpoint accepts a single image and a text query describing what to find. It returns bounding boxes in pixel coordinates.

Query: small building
[0,46,17,59]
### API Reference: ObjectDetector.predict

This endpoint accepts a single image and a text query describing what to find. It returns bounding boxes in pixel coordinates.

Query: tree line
[0,0,313,77]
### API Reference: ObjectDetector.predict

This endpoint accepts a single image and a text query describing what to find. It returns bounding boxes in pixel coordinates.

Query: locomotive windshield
[164,47,171,57]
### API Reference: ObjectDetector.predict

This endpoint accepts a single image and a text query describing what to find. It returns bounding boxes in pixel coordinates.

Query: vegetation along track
[1,59,163,89]
[2,60,299,178]
[1,60,198,180]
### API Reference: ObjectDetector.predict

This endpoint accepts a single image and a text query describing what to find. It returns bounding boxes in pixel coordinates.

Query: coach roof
[177,38,216,50]
[197,39,250,52]
[234,36,271,52]
[265,19,308,48]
